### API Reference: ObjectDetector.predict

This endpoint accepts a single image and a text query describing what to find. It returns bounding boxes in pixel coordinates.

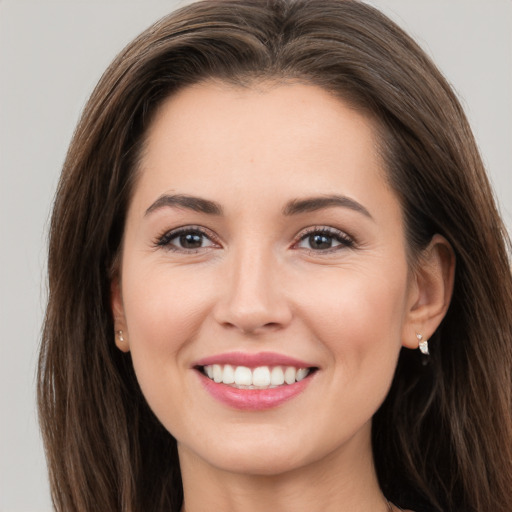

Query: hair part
[39,1,512,511]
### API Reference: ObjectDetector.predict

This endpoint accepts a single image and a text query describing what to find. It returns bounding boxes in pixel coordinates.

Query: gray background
[1,1,510,510]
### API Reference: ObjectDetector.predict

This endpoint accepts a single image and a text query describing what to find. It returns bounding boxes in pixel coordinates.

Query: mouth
[193,352,318,410]
[197,364,317,389]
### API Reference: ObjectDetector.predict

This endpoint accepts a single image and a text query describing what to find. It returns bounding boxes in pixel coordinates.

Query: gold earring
[416,333,429,355]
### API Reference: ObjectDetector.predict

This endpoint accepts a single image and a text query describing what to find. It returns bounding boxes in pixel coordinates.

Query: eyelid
[153,225,222,252]
[292,225,355,252]
[153,224,355,254]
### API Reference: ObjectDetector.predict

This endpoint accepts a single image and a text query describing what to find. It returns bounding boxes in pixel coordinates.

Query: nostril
[239,321,285,335]
[218,318,288,335]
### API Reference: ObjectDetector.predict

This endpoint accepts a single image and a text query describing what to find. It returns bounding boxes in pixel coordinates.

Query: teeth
[234,366,252,386]
[284,366,296,384]
[222,364,235,384]
[202,364,311,388]
[213,364,223,383]
[296,368,309,381]
[270,366,284,386]
[252,366,271,387]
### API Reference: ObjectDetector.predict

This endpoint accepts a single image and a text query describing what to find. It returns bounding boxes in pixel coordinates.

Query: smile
[201,364,311,389]
[193,352,318,410]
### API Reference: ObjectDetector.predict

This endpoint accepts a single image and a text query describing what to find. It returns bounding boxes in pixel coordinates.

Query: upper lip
[193,351,317,369]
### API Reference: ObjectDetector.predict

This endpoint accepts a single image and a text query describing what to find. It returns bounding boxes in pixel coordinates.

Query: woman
[38,1,512,511]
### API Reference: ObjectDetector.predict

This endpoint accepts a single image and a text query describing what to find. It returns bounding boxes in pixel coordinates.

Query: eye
[295,227,354,252]
[155,227,218,252]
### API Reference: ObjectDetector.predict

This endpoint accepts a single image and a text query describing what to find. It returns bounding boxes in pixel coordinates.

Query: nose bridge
[216,237,291,333]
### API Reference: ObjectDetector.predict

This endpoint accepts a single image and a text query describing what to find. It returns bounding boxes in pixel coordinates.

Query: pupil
[180,233,202,248]
[310,234,332,249]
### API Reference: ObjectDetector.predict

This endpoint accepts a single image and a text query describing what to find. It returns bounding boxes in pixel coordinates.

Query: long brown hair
[38,1,512,511]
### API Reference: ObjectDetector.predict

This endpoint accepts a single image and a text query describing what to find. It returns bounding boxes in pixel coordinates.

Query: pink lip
[193,351,315,369]
[197,372,314,411]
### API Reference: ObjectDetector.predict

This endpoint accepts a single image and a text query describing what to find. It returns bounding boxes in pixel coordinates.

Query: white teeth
[234,366,252,386]
[284,366,296,385]
[296,368,309,381]
[270,366,285,386]
[222,364,235,384]
[252,366,271,387]
[202,364,311,388]
[213,364,223,383]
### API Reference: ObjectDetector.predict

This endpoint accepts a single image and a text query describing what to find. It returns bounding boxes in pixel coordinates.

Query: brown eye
[156,228,216,251]
[296,228,354,252]
[308,233,334,250]
[178,232,206,249]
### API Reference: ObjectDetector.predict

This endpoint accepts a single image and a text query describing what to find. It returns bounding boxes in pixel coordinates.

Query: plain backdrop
[1,1,511,511]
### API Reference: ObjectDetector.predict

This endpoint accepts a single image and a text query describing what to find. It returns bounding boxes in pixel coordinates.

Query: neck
[178,424,390,512]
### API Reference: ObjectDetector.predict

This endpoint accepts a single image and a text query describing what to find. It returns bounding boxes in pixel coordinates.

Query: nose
[213,245,293,335]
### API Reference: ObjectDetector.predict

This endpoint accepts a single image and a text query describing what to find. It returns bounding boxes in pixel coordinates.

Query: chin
[201,449,309,477]
[177,426,338,477]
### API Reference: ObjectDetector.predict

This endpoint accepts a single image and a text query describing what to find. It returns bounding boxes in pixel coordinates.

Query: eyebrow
[283,195,373,219]
[144,193,372,219]
[145,194,223,216]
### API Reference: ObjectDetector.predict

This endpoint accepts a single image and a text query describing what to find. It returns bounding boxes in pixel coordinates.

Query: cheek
[296,262,408,372]
[123,261,209,335]
[120,266,219,437]
[298,267,408,432]
[120,264,213,388]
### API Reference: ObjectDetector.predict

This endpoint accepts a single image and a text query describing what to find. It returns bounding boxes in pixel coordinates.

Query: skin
[112,81,454,512]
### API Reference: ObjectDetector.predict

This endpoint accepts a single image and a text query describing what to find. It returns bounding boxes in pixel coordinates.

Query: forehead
[132,80,395,218]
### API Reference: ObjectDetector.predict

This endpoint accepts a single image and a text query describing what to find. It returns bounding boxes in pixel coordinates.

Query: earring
[416,333,429,355]
[117,330,124,342]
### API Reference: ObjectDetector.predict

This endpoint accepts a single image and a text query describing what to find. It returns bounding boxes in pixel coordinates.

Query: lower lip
[198,372,313,411]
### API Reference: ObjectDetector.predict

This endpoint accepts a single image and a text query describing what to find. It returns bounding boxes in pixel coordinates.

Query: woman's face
[113,81,420,475]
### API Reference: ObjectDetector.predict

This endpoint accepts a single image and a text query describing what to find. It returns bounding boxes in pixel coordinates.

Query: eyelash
[293,226,355,254]
[154,225,355,254]
[154,226,219,253]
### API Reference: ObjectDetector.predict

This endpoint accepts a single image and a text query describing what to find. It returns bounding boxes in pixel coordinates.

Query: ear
[402,234,455,349]
[111,277,130,353]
